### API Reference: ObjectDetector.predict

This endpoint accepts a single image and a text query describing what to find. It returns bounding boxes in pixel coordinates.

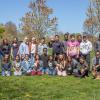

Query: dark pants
[81,53,90,70]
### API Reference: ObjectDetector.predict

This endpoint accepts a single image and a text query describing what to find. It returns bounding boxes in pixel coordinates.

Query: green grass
[0,75,100,100]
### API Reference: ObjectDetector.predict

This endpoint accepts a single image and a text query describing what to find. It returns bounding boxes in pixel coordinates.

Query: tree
[0,24,5,39]
[5,21,17,37]
[84,0,100,35]
[21,0,57,38]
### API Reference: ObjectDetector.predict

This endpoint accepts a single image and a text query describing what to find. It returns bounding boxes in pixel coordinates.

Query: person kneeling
[92,51,100,79]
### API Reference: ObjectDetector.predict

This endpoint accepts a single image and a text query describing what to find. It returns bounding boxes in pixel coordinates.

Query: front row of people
[1,48,100,79]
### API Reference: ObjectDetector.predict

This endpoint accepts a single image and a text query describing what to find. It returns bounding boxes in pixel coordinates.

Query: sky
[0,0,89,33]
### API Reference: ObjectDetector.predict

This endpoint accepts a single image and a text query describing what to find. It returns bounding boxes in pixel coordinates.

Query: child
[56,54,67,76]
[40,48,49,74]
[48,55,56,75]
[74,56,89,78]
[21,54,33,75]
[92,51,100,79]
[1,54,11,76]
[13,55,22,76]
[31,54,42,76]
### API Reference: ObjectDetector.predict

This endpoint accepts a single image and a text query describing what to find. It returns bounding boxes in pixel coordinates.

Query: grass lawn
[0,75,100,100]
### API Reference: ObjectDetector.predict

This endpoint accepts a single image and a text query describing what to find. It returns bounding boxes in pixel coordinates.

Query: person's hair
[2,39,9,45]
[79,56,85,61]
[70,34,75,38]
[96,50,100,55]
[43,48,47,51]
[55,35,59,37]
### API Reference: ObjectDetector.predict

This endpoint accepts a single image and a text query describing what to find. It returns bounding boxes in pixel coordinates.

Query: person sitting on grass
[73,56,89,78]
[66,56,78,75]
[21,54,33,75]
[1,54,11,76]
[48,55,56,76]
[92,51,100,79]
[13,55,22,76]
[40,48,49,75]
[31,54,42,76]
[56,54,67,77]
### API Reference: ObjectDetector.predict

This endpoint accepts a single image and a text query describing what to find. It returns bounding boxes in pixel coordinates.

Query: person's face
[79,58,84,64]
[64,34,68,40]
[16,56,20,62]
[43,49,47,55]
[36,55,39,60]
[31,39,36,43]
[59,55,63,60]
[96,52,100,58]
[4,54,9,61]
[14,38,17,43]
[25,55,29,61]
[71,36,75,42]
[55,36,59,41]
[78,36,82,42]
[83,36,87,42]
[41,39,45,44]
[49,56,53,60]
[4,39,8,44]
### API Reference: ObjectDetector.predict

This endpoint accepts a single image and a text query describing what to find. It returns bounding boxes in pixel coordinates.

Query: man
[80,34,92,69]
[38,38,48,56]
[52,35,64,56]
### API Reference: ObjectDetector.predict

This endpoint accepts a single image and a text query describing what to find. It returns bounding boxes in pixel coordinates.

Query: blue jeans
[2,71,11,76]
[49,68,56,75]
[40,67,49,74]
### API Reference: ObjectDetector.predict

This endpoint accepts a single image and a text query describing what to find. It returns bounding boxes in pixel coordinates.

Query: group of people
[0,33,100,79]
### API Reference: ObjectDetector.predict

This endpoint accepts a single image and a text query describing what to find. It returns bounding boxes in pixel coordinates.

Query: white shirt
[31,43,36,54]
[80,40,92,54]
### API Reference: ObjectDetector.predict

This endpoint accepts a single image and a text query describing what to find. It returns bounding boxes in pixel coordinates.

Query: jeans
[49,68,56,75]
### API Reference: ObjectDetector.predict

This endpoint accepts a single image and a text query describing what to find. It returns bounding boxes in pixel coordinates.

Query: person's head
[77,34,82,42]
[79,56,85,64]
[31,37,36,43]
[3,54,10,62]
[96,51,100,58]
[3,39,8,45]
[83,35,88,42]
[13,37,18,43]
[15,55,20,62]
[55,35,59,42]
[67,56,72,62]
[41,37,45,44]
[58,54,64,61]
[50,36,55,42]
[24,37,28,44]
[64,33,69,41]
[49,55,53,61]
[35,54,40,60]
[70,34,75,42]
[25,54,30,61]
[43,48,47,55]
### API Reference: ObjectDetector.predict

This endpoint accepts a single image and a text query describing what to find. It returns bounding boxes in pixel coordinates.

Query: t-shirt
[40,54,48,68]
[67,41,79,56]
[80,40,92,55]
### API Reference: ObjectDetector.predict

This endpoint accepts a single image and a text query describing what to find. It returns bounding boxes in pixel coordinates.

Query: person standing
[80,35,92,68]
